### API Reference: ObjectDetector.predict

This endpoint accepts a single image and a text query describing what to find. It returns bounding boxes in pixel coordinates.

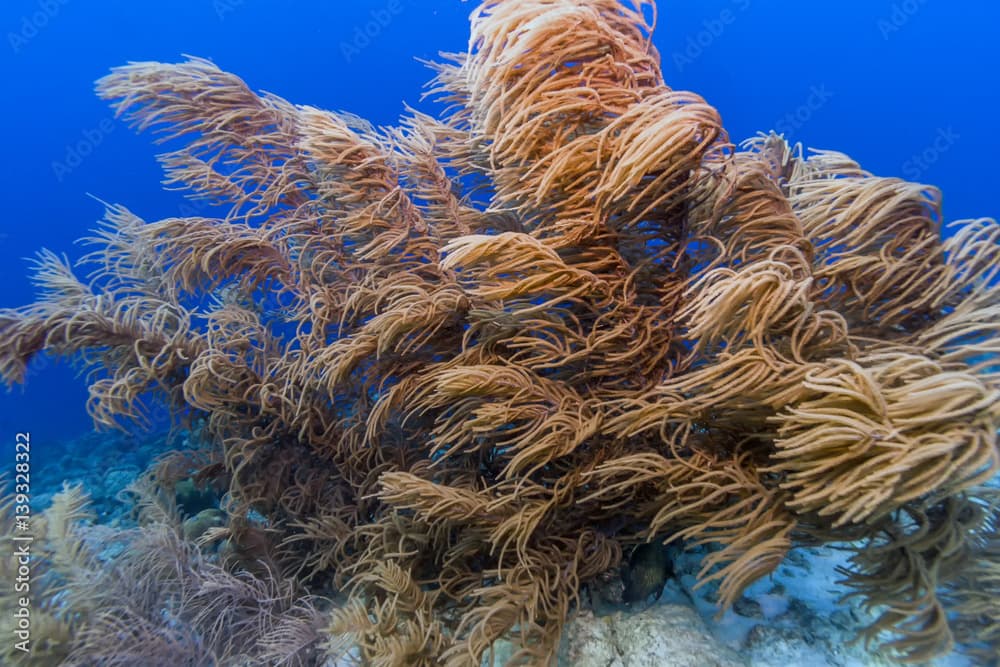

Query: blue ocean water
[1,0,997,442]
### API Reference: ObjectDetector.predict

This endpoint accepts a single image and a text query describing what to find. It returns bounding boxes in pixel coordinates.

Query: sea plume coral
[1,0,998,664]
[0,478,325,666]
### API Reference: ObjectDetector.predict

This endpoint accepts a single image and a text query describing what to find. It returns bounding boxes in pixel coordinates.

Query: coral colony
[1,1,998,665]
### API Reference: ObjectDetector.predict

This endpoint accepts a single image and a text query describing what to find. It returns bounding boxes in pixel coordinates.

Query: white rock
[556,605,746,667]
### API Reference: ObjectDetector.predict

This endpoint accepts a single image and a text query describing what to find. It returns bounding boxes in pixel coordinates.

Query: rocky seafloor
[22,427,983,667]
[512,544,971,667]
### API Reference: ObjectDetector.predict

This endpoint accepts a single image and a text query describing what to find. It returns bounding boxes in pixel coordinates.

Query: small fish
[622,542,673,605]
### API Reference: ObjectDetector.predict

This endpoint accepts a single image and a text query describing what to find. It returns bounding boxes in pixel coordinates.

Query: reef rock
[555,605,745,667]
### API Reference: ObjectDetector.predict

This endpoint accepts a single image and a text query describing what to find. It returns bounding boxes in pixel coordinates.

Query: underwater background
[1,0,998,445]
[1,1,999,665]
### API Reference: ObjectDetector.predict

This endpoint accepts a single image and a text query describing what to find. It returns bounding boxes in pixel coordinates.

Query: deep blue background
[1,0,997,446]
